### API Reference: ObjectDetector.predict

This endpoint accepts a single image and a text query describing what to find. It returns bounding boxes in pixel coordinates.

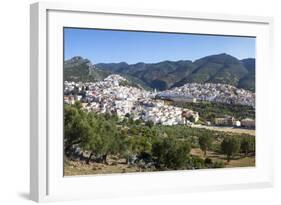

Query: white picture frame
[30,1,274,202]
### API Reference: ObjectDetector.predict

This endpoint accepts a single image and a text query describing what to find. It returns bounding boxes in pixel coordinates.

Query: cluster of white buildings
[64,75,199,125]
[158,83,255,107]
[139,100,198,125]
[64,75,256,128]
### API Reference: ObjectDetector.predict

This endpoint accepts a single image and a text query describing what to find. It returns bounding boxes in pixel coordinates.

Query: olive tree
[152,137,191,169]
[198,135,213,157]
[240,137,255,156]
[79,113,126,164]
[221,137,241,162]
[64,103,91,154]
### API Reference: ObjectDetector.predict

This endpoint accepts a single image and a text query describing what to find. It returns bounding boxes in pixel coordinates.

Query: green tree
[198,135,213,157]
[152,137,191,169]
[96,120,124,164]
[221,137,241,162]
[121,137,134,164]
[79,112,126,164]
[131,136,152,155]
[79,113,101,164]
[240,137,255,156]
[64,103,91,153]
[145,120,154,128]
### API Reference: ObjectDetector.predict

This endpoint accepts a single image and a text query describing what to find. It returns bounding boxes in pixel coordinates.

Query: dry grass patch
[190,148,255,168]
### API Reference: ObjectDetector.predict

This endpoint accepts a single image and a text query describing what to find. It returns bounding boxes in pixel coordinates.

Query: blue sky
[64,28,255,64]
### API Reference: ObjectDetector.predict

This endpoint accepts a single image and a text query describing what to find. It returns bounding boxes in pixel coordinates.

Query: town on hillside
[64,74,255,129]
[63,29,256,175]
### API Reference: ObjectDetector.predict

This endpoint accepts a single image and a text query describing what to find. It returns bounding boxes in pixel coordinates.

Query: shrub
[212,160,225,168]
[186,156,205,169]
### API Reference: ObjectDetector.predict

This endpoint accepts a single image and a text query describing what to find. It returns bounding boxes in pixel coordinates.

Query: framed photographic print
[30,2,274,202]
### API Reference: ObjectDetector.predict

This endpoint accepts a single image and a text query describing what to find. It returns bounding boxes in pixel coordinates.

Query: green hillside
[64,54,255,91]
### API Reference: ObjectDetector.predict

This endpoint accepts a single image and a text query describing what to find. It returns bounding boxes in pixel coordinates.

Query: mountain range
[64,53,255,91]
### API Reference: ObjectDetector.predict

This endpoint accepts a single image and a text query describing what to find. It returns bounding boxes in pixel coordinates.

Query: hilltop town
[64,74,255,128]
[64,75,199,126]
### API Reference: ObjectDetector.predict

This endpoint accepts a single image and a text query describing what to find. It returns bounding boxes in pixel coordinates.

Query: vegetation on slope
[64,102,255,175]
[172,101,255,122]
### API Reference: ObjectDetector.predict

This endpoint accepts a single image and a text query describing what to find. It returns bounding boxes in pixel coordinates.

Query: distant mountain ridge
[64,53,255,91]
